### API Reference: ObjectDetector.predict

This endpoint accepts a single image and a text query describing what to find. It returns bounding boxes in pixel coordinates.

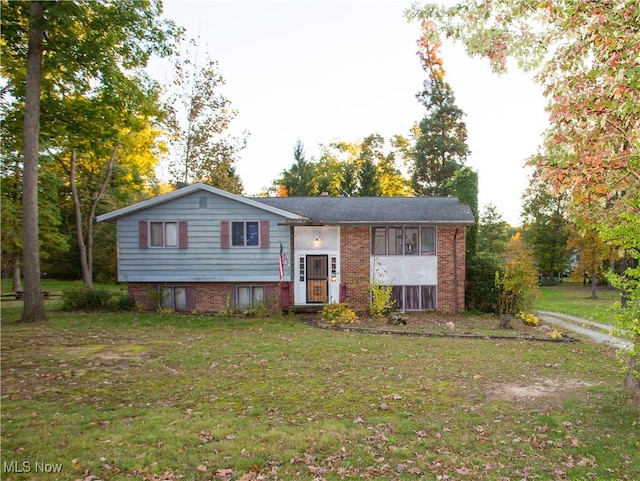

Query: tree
[406,0,640,392]
[466,205,512,314]
[275,136,407,198]
[166,49,246,192]
[21,0,46,322]
[356,134,383,197]
[0,151,69,289]
[276,140,317,196]
[495,233,540,322]
[411,20,469,196]
[476,204,512,258]
[521,170,572,285]
[568,225,611,299]
[1,0,180,295]
[449,166,478,258]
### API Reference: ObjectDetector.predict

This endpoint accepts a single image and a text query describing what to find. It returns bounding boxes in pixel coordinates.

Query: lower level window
[391,285,436,310]
[237,285,264,309]
[159,286,187,311]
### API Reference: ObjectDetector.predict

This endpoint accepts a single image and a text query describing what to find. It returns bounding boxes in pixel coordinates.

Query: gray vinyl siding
[116,190,291,282]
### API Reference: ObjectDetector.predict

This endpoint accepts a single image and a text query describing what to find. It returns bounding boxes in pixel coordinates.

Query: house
[96,183,475,313]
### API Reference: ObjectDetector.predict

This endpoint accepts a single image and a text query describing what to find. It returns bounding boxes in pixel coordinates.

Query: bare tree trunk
[70,146,118,288]
[21,1,47,322]
[590,267,597,299]
[70,148,91,287]
[11,253,22,292]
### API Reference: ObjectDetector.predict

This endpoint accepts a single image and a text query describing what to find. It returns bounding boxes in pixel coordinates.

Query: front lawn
[1,306,638,480]
[534,281,622,325]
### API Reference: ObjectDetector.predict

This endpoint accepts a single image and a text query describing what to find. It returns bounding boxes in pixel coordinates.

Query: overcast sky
[156,0,549,226]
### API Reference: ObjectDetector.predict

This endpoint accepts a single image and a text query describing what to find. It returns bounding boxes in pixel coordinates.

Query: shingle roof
[254,196,475,225]
[96,183,305,223]
[96,182,475,225]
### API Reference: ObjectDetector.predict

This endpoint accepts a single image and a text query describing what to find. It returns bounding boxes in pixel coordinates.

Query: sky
[156,0,549,226]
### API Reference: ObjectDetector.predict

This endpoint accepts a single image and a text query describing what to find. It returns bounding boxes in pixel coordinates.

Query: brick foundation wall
[128,281,291,313]
[437,226,467,312]
[340,226,371,312]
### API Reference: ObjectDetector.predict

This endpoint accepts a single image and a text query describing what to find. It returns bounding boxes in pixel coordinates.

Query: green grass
[1,278,124,297]
[1,302,639,481]
[534,281,622,325]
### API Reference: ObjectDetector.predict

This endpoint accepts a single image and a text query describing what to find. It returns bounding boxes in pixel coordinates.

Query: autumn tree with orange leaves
[406,0,639,393]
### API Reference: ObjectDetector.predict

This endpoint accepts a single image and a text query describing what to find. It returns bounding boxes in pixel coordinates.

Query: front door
[306,255,328,303]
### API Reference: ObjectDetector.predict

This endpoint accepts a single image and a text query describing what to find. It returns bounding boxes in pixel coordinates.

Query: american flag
[279,242,287,281]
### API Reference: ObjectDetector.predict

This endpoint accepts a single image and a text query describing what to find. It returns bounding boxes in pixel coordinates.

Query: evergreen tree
[411,22,469,196]
[449,167,478,258]
[276,140,316,196]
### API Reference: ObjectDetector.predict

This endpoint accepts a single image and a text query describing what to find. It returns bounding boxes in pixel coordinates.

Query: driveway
[537,310,633,350]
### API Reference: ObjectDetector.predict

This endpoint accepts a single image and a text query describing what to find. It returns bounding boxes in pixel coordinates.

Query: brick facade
[436,225,467,312]
[339,226,371,312]
[128,281,290,313]
[129,225,467,314]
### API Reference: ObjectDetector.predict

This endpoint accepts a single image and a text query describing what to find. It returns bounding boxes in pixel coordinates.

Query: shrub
[495,233,540,316]
[517,311,539,326]
[370,283,395,318]
[62,286,138,312]
[244,304,269,318]
[320,303,359,326]
[61,286,112,311]
[466,252,501,313]
[370,262,395,317]
[107,292,139,312]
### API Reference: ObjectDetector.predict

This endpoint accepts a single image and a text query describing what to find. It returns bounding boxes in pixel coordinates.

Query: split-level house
[97,183,475,313]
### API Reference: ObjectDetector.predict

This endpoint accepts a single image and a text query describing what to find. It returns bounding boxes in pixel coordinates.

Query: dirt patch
[489,378,599,401]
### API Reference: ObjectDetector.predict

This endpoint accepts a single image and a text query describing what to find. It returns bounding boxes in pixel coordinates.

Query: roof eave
[97,183,307,223]
[280,220,476,226]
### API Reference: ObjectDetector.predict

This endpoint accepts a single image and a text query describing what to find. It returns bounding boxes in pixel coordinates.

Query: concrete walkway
[537,310,633,350]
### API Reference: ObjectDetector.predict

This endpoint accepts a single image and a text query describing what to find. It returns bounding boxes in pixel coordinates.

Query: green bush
[320,303,359,326]
[61,286,111,311]
[244,304,269,318]
[106,292,139,312]
[62,286,137,312]
[465,252,501,313]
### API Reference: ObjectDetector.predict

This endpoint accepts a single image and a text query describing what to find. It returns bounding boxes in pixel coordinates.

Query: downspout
[453,227,459,312]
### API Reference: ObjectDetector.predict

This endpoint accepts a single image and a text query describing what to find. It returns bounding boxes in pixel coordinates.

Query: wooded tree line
[1,1,638,390]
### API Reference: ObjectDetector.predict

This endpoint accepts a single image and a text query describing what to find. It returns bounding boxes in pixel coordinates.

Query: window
[372,227,386,255]
[404,227,419,255]
[421,227,436,255]
[232,221,259,247]
[237,286,264,309]
[391,285,436,310]
[151,222,177,247]
[388,227,404,255]
[158,286,191,311]
[370,226,437,256]
[331,256,337,281]
[139,221,187,249]
[299,257,305,281]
